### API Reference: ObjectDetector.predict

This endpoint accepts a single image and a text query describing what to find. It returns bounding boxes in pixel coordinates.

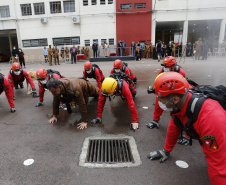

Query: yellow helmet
[101,77,117,96]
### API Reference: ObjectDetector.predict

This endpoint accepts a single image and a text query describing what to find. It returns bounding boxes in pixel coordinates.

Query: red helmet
[84,61,92,71]
[161,56,177,67]
[154,72,189,97]
[114,59,123,69]
[12,63,21,71]
[36,68,47,80]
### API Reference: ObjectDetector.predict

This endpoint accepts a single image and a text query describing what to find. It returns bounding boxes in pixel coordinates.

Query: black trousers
[71,54,76,63]
[93,50,97,58]
[19,57,25,67]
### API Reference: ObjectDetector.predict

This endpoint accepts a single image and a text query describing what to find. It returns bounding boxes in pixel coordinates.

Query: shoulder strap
[174,65,180,73]
[0,73,4,84]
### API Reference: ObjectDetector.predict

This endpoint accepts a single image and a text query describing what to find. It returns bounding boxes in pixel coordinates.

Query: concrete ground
[0,56,225,185]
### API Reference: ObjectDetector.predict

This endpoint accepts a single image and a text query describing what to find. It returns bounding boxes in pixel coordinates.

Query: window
[92,0,97,5]
[93,39,98,44]
[108,0,113,4]
[100,0,105,5]
[21,4,32,16]
[109,39,114,45]
[22,39,48,47]
[50,1,61,14]
[53,37,80,45]
[83,0,88,6]
[120,4,132,9]
[85,40,90,46]
[101,39,107,45]
[0,6,10,18]
[134,3,146,9]
[63,0,75,12]
[34,3,45,15]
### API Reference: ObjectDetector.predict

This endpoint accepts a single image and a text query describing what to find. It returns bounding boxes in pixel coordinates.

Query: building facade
[152,0,226,50]
[0,0,116,62]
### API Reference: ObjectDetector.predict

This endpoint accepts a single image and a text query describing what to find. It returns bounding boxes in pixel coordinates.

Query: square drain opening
[79,135,142,168]
[86,139,134,163]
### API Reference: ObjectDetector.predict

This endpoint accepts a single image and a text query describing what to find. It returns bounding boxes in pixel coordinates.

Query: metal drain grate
[86,139,134,163]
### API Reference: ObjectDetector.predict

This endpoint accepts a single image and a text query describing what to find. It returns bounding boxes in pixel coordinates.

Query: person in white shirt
[43,47,48,63]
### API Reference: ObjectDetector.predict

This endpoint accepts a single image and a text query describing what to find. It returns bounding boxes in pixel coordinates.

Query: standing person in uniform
[60,46,65,63]
[85,47,90,59]
[48,45,53,66]
[65,47,70,62]
[35,68,66,107]
[131,41,135,56]
[91,77,139,130]
[92,41,98,58]
[81,47,85,54]
[167,41,172,56]
[70,45,77,64]
[8,63,37,98]
[18,48,25,68]
[194,38,202,60]
[0,73,16,113]
[83,61,105,90]
[54,45,60,65]
[146,56,186,129]
[150,42,154,59]
[172,41,176,57]
[77,46,81,54]
[43,47,48,63]
[147,72,226,185]
[118,40,122,56]
[143,43,147,59]
[156,40,162,62]
[47,78,100,129]
[161,42,166,58]
[147,44,151,59]
[12,46,19,63]
[136,43,141,61]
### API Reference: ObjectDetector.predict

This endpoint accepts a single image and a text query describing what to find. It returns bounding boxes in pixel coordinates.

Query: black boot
[20,84,24,88]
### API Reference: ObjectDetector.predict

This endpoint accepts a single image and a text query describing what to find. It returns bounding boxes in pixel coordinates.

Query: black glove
[35,102,44,107]
[91,117,102,124]
[146,120,159,129]
[31,89,38,98]
[148,149,170,163]
[177,135,191,146]
[147,85,155,94]
[10,108,16,113]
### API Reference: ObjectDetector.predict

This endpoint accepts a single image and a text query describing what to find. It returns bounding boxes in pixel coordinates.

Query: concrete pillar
[151,20,156,45]
[219,19,226,47]
[182,20,188,56]
[8,33,12,56]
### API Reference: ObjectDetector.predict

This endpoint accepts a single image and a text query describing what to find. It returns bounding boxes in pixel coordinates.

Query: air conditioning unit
[40,17,48,24]
[72,16,80,24]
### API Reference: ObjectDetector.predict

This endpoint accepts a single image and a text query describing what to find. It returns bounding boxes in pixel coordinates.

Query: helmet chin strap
[164,92,188,111]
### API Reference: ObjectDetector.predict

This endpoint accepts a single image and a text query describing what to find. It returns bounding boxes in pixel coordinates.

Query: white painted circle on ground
[23,159,34,166]
[143,106,148,109]
[175,160,189,168]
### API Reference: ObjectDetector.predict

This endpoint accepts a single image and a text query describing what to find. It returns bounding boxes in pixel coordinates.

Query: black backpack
[173,85,226,145]
[46,69,63,79]
[0,73,4,93]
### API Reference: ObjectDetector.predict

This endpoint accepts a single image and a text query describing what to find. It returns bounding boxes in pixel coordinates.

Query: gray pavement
[0,56,225,185]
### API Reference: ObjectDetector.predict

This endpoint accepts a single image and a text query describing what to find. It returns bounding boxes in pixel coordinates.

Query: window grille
[120,4,132,9]
[63,0,75,12]
[85,40,90,46]
[92,0,97,5]
[22,38,48,47]
[109,39,114,45]
[134,3,146,9]
[93,39,98,44]
[53,37,80,45]
[34,3,45,15]
[108,0,113,4]
[101,39,107,45]
[83,0,88,6]
[50,1,61,14]
[100,0,105,5]
[21,4,32,16]
[0,6,10,18]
